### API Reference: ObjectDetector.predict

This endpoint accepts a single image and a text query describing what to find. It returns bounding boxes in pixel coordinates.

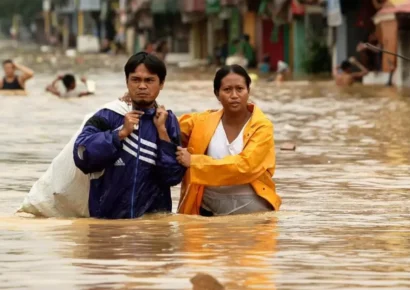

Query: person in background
[333,57,369,86]
[356,32,381,72]
[274,60,291,84]
[144,42,155,54]
[225,39,248,68]
[259,55,271,74]
[241,34,256,68]
[153,40,169,62]
[46,74,94,98]
[0,59,34,90]
[176,64,281,216]
[73,52,185,219]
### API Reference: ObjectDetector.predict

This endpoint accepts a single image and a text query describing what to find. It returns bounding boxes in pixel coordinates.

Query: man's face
[127,64,163,108]
[3,63,15,78]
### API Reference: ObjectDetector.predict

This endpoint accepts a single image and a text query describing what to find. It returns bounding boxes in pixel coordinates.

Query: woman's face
[217,73,249,113]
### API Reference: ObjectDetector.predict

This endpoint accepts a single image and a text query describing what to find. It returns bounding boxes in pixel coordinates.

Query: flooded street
[0,71,410,290]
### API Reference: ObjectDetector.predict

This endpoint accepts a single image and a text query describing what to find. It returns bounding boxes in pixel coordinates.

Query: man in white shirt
[46,74,94,98]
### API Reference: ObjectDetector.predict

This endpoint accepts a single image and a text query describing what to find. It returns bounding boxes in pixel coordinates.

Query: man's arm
[155,110,187,186]
[15,63,34,85]
[350,57,369,78]
[332,65,340,79]
[46,76,63,97]
[73,110,123,174]
[78,91,93,97]
[77,76,94,97]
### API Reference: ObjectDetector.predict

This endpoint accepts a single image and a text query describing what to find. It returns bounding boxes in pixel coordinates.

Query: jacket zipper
[130,119,142,218]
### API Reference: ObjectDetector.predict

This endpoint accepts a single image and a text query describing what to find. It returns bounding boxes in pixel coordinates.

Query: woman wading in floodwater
[176,65,281,216]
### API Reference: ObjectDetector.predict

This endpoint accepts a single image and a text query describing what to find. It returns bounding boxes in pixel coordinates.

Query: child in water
[46,74,94,98]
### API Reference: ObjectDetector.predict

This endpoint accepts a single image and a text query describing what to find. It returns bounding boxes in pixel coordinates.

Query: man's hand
[176,146,191,167]
[356,42,366,52]
[153,105,168,130]
[81,76,87,83]
[118,110,144,140]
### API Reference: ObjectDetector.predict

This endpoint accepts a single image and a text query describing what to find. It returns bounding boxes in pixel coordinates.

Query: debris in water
[190,273,225,290]
[280,143,296,151]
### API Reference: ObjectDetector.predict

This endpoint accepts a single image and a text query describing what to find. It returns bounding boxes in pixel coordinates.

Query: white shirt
[203,120,255,196]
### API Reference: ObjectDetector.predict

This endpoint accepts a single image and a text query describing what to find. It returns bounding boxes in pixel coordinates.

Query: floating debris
[190,273,225,290]
[280,143,296,151]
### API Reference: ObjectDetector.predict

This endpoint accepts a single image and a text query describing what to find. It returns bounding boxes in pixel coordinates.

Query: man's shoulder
[84,109,124,130]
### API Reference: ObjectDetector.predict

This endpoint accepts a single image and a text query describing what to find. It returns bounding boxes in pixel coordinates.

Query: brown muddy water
[0,73,409,290]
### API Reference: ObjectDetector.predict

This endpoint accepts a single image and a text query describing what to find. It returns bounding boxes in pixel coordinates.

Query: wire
[365,42,410,61]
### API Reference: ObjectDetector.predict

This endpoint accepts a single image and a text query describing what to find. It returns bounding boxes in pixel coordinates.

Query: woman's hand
[176,146,191,167]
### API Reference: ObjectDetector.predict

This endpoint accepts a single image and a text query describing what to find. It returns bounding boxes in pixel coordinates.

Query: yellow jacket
[177,104,281,214]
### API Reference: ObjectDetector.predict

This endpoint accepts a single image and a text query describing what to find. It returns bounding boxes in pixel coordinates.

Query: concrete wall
[335,15,347,65]
[396,30,410,87]
[335,11,368,65]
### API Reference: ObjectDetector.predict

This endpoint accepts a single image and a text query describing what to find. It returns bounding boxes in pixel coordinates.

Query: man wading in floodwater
[333,57,369,87]
[0,59,34,91]
[73,52,185,219]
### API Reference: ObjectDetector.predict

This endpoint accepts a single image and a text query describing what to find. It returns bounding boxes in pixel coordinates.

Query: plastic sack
[17,100,130,218]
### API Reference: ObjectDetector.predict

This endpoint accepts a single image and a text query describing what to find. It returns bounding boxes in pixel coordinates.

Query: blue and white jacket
[73,106,186,219]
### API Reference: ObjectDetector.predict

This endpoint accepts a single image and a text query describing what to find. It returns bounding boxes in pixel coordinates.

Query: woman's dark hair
[124,51,167,83]
[213,64,251,96]
[62,74,75,89]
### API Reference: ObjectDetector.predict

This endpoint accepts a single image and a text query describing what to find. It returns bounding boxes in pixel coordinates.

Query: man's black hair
[2,59,13,66]
[62,74,75,89]
[341,60,352,71]
[124,51,167,83]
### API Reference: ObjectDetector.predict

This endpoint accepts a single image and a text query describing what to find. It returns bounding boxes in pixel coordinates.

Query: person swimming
[46,74,94,98]
[333,57,369,87]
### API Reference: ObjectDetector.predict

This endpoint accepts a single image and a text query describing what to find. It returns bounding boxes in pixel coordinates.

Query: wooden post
[78,11,84,36]
[43,0,51,40]
[44,11,50,39]
[63,16,69,49]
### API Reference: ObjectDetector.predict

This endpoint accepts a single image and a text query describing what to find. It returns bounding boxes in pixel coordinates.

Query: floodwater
[0,72,410,290]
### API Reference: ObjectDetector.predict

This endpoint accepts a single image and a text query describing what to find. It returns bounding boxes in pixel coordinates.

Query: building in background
[36,0,334,75]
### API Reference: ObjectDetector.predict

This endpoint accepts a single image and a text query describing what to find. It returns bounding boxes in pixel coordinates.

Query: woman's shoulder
[249,105,273,128]
[179,109,221,120]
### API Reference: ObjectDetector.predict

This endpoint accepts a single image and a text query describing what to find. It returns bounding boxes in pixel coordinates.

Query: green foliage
[302,36,332,74]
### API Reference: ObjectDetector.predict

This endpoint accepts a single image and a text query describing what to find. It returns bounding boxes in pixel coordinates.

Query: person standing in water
[333,57,369,86]
[153,40,169,62]
[73,52,185,219]
[176,65,281,216]
[0,59,34,90]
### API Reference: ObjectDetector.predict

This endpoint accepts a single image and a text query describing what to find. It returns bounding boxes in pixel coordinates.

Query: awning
[151,0,180,14]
